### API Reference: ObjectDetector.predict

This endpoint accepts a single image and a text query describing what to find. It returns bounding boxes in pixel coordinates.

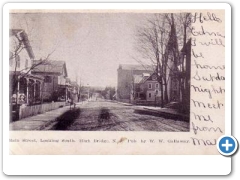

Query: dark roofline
[140,72,156,84]
[118,64,155,71]
[181,38,191,54]
[63,62,68,77]
[32,60,68,77]
[20,31,35,59]
[10,29,23,36]
[10,29,35,60]
[31,71,62,76]
[33,60,65,64]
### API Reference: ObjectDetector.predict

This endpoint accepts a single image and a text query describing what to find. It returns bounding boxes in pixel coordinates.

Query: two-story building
[117,64,154,103]
[9,29,44,106]
[131,72,161,106]
[31,60,69,102]
[9,29,45,120]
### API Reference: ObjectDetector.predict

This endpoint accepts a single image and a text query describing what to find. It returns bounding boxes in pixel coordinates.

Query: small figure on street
[70,98,76,110]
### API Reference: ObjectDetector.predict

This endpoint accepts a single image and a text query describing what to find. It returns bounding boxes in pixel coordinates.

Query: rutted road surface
[56,100,189,132]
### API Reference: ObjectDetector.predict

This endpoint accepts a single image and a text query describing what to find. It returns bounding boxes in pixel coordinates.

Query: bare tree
[175,13,192,112]
[9,28,59,108]
[135,13,191,107]
[135,13,171,107]
[10,31,54,93]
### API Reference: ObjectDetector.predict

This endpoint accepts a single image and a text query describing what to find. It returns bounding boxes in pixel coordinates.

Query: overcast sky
[10,13,150,87]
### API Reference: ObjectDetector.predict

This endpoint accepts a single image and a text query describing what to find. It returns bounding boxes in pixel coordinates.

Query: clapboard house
[31,60,70,102]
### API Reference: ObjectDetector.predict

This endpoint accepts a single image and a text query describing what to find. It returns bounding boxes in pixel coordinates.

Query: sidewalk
[113,100,133,106]
[134,106,189,122]
[9,104,80,131]
[114,100,189,121]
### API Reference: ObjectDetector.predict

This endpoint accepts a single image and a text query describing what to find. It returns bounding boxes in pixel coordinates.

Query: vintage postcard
[3,2,232,176]
[3,3,232,175]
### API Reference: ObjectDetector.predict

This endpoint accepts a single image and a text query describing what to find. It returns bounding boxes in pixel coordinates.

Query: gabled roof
[166,21,179,54]
[140,72,158,84]
[181,38,191,54]
[143,73,150,77]
[32,60,68,77]
[133,72,156,84]
[133,75,143,84]
[118,64,154,71]
[139,76,151,84]
[9,71,44,81]
[10,29,35,60]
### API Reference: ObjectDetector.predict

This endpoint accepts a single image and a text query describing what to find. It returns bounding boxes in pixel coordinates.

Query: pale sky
[10,13,151,87]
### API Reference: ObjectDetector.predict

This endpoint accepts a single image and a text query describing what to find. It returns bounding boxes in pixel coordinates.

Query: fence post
[19,105,22,119]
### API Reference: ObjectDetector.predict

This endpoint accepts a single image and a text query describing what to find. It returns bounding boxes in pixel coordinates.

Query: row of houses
[116,32,191,111]
[9,29,83,120]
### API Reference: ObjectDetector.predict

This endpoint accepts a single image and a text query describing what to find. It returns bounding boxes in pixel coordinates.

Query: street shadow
[53,108,81,130]
[98,107,110,124]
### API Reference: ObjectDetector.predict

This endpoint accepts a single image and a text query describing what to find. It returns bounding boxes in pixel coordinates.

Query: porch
[10,72,44,106]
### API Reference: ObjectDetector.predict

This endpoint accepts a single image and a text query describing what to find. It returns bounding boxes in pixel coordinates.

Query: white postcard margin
[2,2,231,175]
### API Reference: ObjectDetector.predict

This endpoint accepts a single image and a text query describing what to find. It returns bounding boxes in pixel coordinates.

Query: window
[155,83,159,89]
[148,83,152,89]
[149,93,151,98]
[44,76,52,83]
[156,90,158,95]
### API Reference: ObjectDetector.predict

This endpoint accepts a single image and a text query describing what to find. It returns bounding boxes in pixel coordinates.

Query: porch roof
[9,71,44,81]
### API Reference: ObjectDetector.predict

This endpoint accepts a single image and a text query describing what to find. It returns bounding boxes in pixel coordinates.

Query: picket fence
[19,102,66,119]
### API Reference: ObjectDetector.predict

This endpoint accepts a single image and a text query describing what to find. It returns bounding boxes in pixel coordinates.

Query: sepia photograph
[3,3,229,175]
[4,3,227,157]
[8,12,192,132]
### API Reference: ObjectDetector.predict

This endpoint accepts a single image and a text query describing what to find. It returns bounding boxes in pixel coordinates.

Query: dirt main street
[52,100,189,132]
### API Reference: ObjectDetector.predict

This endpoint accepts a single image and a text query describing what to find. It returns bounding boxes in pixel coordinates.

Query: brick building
[116,64,153,103]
